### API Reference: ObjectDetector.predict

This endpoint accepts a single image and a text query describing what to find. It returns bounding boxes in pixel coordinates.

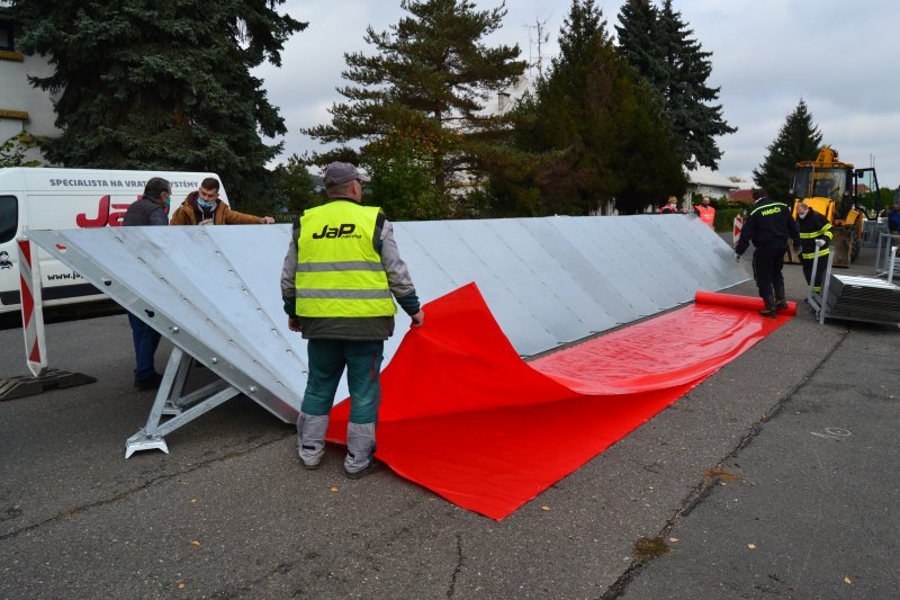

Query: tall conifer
[517,0,685,215]
[753,99,824,202]
[12,0,306,206]
[616,0,735,169]
[304,0,525,216]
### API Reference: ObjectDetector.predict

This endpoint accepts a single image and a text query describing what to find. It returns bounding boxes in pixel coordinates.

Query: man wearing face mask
[795,201,833,294]
[170,177,275,225]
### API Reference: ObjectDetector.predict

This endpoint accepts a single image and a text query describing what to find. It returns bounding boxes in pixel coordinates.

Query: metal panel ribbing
[28,215,749,453]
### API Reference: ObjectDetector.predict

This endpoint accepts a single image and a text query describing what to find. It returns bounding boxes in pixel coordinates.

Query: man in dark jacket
[735,188,801,317]
[795,202,833,294]
[122,177,172,389]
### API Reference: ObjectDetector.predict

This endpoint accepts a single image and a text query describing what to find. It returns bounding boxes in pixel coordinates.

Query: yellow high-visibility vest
[295,200,396,318]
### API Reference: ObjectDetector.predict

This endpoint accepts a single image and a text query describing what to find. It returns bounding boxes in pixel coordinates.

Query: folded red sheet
[327,283,791,520]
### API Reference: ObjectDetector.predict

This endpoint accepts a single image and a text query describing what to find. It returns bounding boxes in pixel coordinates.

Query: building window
[0,20,14,52]
[0,196,19,245]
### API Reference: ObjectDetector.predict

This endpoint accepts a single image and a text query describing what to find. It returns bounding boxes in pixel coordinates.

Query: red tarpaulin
[327,284,792,520]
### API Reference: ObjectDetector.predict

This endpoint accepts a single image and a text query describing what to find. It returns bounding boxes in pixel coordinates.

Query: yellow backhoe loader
[787,147,880,267]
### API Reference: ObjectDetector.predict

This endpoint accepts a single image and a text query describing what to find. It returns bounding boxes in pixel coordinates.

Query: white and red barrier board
[17,238,48,377]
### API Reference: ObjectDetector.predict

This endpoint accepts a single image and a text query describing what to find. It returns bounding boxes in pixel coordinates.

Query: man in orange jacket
[693,196,716,229]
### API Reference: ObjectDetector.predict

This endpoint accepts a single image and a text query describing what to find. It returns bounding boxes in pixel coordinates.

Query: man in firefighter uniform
[280,162,424,478]
[795,201,833,294]
[735,188,801,317]
[693,196,716,229]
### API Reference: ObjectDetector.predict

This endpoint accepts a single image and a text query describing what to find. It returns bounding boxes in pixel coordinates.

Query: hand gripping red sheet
[327,284,792,520]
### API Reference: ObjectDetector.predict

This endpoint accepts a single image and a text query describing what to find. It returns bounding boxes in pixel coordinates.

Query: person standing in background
[693,196,716,229]
[122,177,172,389]
[170,177,275,225]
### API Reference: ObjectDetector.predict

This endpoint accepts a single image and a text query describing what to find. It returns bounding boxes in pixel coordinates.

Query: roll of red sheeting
[695,290,797,316]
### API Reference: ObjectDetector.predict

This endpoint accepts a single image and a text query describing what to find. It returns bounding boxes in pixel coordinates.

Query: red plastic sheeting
[695,290,797,316]
[326,283,792,520]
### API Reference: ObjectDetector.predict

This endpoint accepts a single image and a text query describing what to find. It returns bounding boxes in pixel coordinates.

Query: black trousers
[801,255,827,292]
[752,243,787,299]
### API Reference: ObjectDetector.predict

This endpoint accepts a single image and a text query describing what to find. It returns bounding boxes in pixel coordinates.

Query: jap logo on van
[311,224,362,239]
[75,195,137,228]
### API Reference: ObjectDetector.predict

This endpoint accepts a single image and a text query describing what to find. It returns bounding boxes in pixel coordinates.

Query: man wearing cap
[280,161,424,479]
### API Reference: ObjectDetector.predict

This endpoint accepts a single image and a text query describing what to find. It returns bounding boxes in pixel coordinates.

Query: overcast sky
[255,0,900,189]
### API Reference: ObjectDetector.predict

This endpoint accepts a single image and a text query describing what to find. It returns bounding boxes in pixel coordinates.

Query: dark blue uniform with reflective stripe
[736,198,801,301]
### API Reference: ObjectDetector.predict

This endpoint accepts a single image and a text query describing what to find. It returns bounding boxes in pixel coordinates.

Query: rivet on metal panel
[249,386,257,394]
[170,326,180,334]
[211,357,218,364]
[101,278,112,286]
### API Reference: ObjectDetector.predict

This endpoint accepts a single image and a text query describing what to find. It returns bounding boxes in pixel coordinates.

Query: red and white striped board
[17,237,48,377]
[733,215,743,248]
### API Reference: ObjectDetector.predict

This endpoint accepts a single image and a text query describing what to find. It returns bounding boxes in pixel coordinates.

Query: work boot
[759,295,778,319]
[297,412,329,470]
[345,459,383,480]
[345,422,377,478]
[774,284,788,310]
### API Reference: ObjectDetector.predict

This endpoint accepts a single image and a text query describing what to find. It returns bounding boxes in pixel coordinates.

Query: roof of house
[730,188,754,203]
[687,166,740,190]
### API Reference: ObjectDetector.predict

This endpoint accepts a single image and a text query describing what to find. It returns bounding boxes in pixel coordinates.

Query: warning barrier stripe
[17,238,47,376]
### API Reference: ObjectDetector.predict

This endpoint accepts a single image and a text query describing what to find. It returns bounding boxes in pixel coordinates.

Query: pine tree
[11,0,306,206]
[517,0,685,215]
[753,99,824,202]
[303,0,526,216]
[616,0,735,169]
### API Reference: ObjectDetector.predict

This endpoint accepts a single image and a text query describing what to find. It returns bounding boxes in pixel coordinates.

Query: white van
[0,167,227,314]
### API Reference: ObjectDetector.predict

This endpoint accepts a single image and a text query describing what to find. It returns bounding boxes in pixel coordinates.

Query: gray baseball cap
[322,162,371,186]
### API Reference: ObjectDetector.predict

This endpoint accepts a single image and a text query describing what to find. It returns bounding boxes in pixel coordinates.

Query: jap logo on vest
[312,224,362,239]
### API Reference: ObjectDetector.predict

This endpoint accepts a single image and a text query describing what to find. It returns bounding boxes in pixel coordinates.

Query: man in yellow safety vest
[280,162,424,478]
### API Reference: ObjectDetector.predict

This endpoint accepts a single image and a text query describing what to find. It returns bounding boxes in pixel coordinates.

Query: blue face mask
[198,199,216,210]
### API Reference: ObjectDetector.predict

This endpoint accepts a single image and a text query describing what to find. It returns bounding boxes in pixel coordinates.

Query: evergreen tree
[271,154,320,220]
[304,0,526,216]
[11,0,306,206]
[753,99,824,202]
[616,0,735,169]
[516,0,685,215]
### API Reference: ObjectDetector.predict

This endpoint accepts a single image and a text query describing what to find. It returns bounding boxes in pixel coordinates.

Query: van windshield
[0,195,17,244]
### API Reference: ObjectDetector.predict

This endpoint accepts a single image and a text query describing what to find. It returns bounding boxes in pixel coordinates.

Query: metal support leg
[807,249,820,307]
[817,251,836,325]
[125,347,242,458]
[888,246,897,285]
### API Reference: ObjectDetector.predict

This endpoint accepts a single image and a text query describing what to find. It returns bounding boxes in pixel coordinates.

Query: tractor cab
[790,147,880,266]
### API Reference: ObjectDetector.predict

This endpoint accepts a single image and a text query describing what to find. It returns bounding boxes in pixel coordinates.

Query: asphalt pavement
[0,247,897,599]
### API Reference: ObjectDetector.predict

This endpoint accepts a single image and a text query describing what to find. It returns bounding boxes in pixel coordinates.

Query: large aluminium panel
[29,215,749,423]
